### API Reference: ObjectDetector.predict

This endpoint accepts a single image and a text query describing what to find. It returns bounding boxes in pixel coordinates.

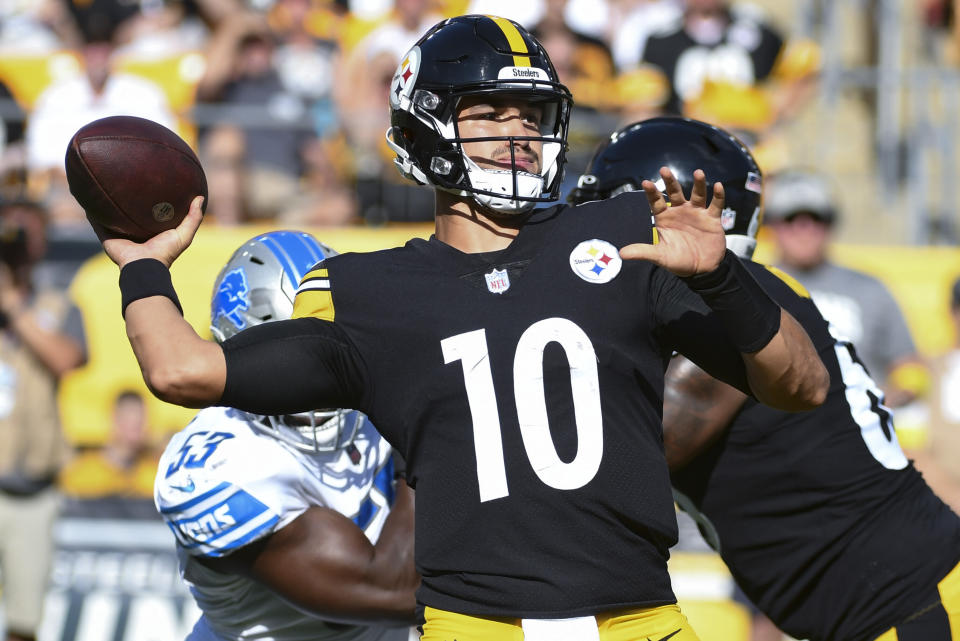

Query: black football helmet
[386,15,573,215]
[569,117,764,259]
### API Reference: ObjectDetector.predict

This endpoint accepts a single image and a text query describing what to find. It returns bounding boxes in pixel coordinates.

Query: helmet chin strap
[461,155,544,215]
[387,126,558,215]
[725,234,757,260]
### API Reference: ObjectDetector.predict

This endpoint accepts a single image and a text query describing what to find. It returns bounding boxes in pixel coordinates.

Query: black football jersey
[223,192,759,617]
[671,262,960,641]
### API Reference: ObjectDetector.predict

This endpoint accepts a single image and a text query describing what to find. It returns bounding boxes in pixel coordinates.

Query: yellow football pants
[873,560,960,641]
[419,602,700,641]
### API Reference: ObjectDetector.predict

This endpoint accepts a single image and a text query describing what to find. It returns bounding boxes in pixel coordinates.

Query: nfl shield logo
[485,268,510,294]
[720,207,737,231]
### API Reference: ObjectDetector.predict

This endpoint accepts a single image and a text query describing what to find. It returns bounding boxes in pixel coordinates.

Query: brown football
[65,115,207,242]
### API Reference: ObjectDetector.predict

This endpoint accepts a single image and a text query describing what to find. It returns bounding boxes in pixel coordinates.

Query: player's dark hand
[619,167,726,277]
[102,196,204,269]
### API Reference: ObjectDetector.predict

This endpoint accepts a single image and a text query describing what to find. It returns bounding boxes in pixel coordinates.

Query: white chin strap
[462,155,544,215]
[725,234,757,260]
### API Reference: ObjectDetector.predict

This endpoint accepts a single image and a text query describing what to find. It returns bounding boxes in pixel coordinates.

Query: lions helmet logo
[212,268,250,331]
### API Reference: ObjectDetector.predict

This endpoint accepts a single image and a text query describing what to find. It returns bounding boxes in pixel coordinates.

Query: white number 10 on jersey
[442,317,604,502]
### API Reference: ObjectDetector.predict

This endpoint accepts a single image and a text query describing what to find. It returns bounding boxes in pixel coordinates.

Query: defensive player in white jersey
[154,231,418,641]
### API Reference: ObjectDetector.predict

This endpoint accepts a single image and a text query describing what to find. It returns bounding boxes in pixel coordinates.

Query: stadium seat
[669,551,750,641]
[114,51,205,114]
[0,51,81,110]
[677,599,751,641]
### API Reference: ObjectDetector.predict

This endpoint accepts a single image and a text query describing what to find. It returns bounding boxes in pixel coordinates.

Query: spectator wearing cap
[765,169,930,410]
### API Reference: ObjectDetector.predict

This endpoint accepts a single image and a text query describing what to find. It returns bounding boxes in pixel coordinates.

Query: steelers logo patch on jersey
[569,239,622,284]
[389,46,421,110]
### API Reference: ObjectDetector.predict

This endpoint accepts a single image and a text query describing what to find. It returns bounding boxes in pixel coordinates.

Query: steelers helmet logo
[569,239,622,284]
[390,46,421,109]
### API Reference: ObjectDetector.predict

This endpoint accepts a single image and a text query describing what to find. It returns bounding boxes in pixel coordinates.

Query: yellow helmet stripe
[488,16,531,67]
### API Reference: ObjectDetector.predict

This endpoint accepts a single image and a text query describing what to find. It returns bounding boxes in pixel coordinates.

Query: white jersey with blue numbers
[155,406,405,641]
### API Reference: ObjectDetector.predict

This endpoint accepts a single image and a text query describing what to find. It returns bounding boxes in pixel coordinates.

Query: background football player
[154,231,417,641]
[569,117,960,641]
[95,15,829,641]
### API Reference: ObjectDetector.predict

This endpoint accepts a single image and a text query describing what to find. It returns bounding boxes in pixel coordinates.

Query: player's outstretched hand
[620,167,726,277]
[100,196,205,269]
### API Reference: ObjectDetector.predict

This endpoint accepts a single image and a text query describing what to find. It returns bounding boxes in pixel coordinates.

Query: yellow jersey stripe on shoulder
[764,264,810,298]
[937,559,960,639]
[293,268,334,321]
[488,16,531,66]
[870,628,897,641]
[298,268,329,290]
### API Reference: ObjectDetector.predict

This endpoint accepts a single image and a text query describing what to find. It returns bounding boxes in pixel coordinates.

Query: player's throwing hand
[101,196,205,269]
[620,167,726,277]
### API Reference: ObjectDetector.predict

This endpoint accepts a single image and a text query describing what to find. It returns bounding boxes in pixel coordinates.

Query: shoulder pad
[763,264,811,298]
[293,264,335,322]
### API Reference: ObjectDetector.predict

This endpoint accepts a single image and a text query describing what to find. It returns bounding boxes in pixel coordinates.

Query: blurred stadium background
[1,0,959,639]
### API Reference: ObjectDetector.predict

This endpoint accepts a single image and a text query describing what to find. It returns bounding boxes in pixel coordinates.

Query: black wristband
[119,258,183,317]
[683,250,780,353]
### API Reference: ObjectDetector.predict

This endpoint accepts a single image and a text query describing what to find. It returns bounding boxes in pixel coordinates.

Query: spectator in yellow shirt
[60,390,159,500]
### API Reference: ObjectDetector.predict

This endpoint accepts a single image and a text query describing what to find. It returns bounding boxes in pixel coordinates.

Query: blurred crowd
[0,0,832,234]
[1,1,960,640]
[0,0,955,230]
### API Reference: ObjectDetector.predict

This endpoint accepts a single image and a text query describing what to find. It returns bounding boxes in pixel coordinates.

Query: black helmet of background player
[569,117,764,259]
[385,14,573,216]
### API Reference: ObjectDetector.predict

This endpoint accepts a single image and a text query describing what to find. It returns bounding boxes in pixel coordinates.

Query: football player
[154,231,417,641]
[93,15,829,641]
[569,117,960,641]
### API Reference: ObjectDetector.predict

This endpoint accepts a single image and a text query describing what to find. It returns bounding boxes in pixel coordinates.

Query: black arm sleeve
[219,317,367,415]
[681,250,781,354]
[651,267,754,396]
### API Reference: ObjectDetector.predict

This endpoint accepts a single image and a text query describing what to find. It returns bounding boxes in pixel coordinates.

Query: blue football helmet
[210,231,361,454]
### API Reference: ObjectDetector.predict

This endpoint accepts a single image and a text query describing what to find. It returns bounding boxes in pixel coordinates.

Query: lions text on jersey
[155,406,404,641]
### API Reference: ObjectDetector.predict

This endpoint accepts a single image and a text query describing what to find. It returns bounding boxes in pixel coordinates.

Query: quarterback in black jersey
[92,16,828,641]
[570,116,960,641]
